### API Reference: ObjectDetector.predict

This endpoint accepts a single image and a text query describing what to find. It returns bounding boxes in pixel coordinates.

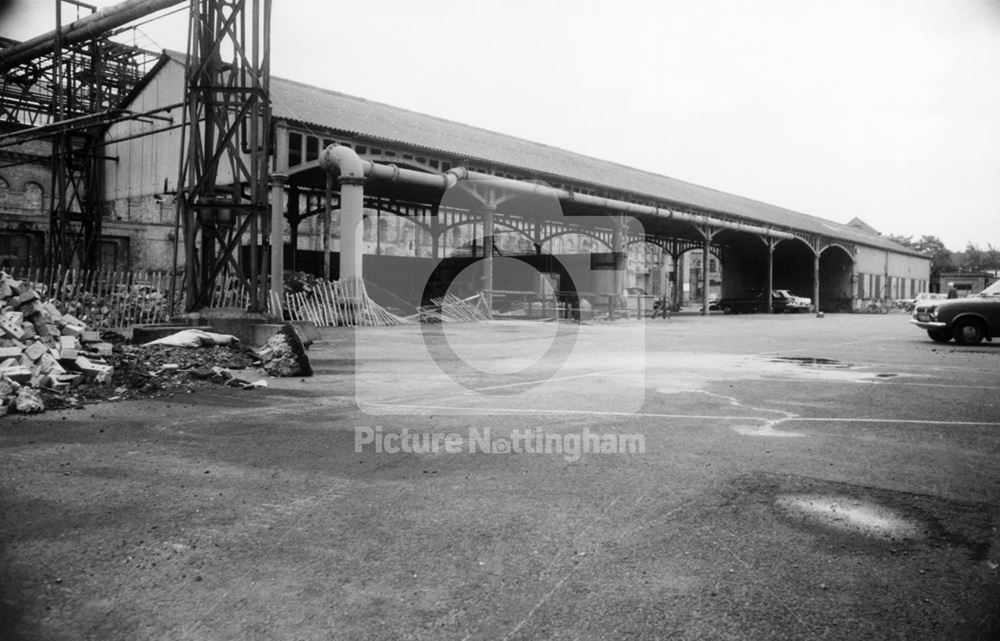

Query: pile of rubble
[0,271,315,417]
[259,323,312,377]
[0,274,118,415]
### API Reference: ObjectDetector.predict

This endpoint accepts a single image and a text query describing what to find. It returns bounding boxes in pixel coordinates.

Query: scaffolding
[0,1,167,271]
[0,0,273,314]
[179,0,272,312]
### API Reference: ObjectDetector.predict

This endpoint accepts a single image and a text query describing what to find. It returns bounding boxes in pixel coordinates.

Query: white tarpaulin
[144,329,240,348]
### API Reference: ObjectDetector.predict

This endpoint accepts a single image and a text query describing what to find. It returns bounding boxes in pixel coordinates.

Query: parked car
[772,289,812,312]
[697,297,720,312]
[718,289,810,314]
[903,292,946,313]
[910,279,1000,344]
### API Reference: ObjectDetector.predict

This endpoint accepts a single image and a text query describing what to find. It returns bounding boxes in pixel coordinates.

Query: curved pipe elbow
[319,144,365,181]
[444,166,469,189]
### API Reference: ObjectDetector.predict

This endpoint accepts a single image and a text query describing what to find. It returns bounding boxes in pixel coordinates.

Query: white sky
[4,0,1000,251]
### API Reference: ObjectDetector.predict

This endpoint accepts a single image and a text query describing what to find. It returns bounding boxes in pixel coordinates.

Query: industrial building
[2,46,930,316]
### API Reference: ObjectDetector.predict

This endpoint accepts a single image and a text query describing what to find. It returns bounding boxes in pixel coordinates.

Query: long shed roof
[156,52,922,257]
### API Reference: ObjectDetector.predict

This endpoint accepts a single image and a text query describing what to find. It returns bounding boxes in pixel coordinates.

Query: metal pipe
[321,145,799,287]
[0,0,186,72]
[360,158,795,241]
[319,144,365,291]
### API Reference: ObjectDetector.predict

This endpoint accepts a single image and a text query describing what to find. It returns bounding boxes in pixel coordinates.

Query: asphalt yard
[2,311,999,640]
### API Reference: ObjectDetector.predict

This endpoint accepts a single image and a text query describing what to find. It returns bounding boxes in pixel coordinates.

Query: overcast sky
[4,0,1000,252]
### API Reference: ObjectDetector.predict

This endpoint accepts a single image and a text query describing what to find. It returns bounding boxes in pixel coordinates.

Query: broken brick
[60,313,84,328]
[41,303,62,324]
[37,353,66,376]
[0,346,22,360]
[0,312,25,339]
[55,373,82,388]
[61,324,85,338]
[23,341,48,362]
[2,365,32,385]
[74,355,113,378]
[90,343,113,357]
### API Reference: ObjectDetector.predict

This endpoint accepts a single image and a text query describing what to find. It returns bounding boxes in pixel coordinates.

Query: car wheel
[721,305,733,315]
[953,318,986,345]
[927,328,951,343]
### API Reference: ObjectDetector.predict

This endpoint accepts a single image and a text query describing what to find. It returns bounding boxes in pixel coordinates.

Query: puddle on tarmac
[651,353,910,397]
[777,494,926,541]
[770,356,851,368]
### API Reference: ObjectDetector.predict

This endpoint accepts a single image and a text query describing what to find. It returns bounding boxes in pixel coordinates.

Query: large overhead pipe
[318,144,797,287]
[358,152,797,241]
[0,0,185,72]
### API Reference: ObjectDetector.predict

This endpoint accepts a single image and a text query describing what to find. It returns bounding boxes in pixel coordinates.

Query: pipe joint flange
[338,175,367,187]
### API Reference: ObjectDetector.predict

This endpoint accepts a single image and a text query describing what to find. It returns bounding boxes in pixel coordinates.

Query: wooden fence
[280,278,408,327]
[8,267,182,329]
[5,268,492,329]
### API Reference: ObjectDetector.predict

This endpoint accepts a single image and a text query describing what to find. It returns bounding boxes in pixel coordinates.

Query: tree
[986,244,1000,271]
[914,236,955,279]
[962,242,983,271]
[888,234,954,281]
[886,234,913,248]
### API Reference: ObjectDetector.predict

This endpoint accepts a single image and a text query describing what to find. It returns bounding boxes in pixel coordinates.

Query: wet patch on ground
[722,473,997,558]
[766,355,906,383]
[777,494,924,541]
[770,356,852,368]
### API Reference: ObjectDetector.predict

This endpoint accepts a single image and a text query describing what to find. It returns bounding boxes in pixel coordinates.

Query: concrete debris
[260,323,312,377]
[0,271,309,417]
[13,387,44,414]
[0,271,116,415]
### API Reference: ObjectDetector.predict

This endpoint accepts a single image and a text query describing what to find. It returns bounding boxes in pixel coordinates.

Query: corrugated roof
[270,76,921,256]
[158,53,922,256]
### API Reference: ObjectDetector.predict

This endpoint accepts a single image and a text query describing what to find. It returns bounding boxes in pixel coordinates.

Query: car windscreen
[978,280,1000,297]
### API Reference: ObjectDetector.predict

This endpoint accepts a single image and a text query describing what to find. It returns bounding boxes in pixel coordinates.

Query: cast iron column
[269,172,287,311]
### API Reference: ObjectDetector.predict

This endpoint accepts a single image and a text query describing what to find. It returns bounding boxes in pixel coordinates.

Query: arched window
[23,182,43,211]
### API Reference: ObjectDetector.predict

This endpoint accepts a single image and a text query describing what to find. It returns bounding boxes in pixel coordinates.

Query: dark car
[718,290,788,314]
[910,279,1000,344]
